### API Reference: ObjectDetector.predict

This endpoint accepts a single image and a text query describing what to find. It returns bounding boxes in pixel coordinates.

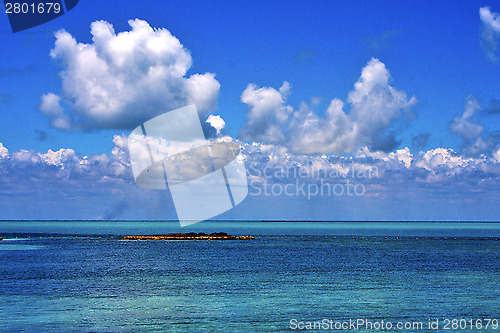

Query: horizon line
[0,219,499,223]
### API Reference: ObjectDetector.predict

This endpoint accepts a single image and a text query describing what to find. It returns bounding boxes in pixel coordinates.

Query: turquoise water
[1,220,500,237]
[1,221,500,332]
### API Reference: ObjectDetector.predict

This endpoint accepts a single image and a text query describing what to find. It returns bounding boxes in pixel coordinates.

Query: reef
[121,232,254,241]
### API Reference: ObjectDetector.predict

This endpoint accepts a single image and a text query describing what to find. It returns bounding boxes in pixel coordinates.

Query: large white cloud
[239,58,416,154]
[40,19,220,131]
[480,6,500,62]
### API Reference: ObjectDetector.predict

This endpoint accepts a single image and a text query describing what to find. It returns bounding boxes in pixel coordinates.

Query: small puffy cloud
[39,93,72,130]
[451,96,483,139]
[39,92,63,116]
[480,6,500,62]
[450,96,495,156]
[240,58,416,154]
[41,19,220,131]
[206,115,225,134]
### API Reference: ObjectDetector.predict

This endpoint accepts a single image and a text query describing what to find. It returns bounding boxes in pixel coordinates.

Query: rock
[121,232,254,241]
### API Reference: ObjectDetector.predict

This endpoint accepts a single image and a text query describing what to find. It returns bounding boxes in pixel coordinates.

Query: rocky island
[121,232,254,241]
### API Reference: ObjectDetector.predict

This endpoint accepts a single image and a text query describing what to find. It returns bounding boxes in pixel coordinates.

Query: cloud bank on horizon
[0,131,500,219]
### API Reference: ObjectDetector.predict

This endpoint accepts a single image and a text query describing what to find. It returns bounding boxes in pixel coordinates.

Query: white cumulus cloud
[239,58,416,154]
[206,114,226,134]
[40,19,220,131]
[239,81,293,143]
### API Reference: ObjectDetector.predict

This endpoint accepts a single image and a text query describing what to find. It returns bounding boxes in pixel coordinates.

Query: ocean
[1,221,499,332]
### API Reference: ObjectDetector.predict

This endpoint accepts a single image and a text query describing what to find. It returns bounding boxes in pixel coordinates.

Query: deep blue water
[1,221,500,332]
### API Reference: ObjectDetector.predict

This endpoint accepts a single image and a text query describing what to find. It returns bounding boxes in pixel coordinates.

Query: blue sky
[0,0,499,221]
